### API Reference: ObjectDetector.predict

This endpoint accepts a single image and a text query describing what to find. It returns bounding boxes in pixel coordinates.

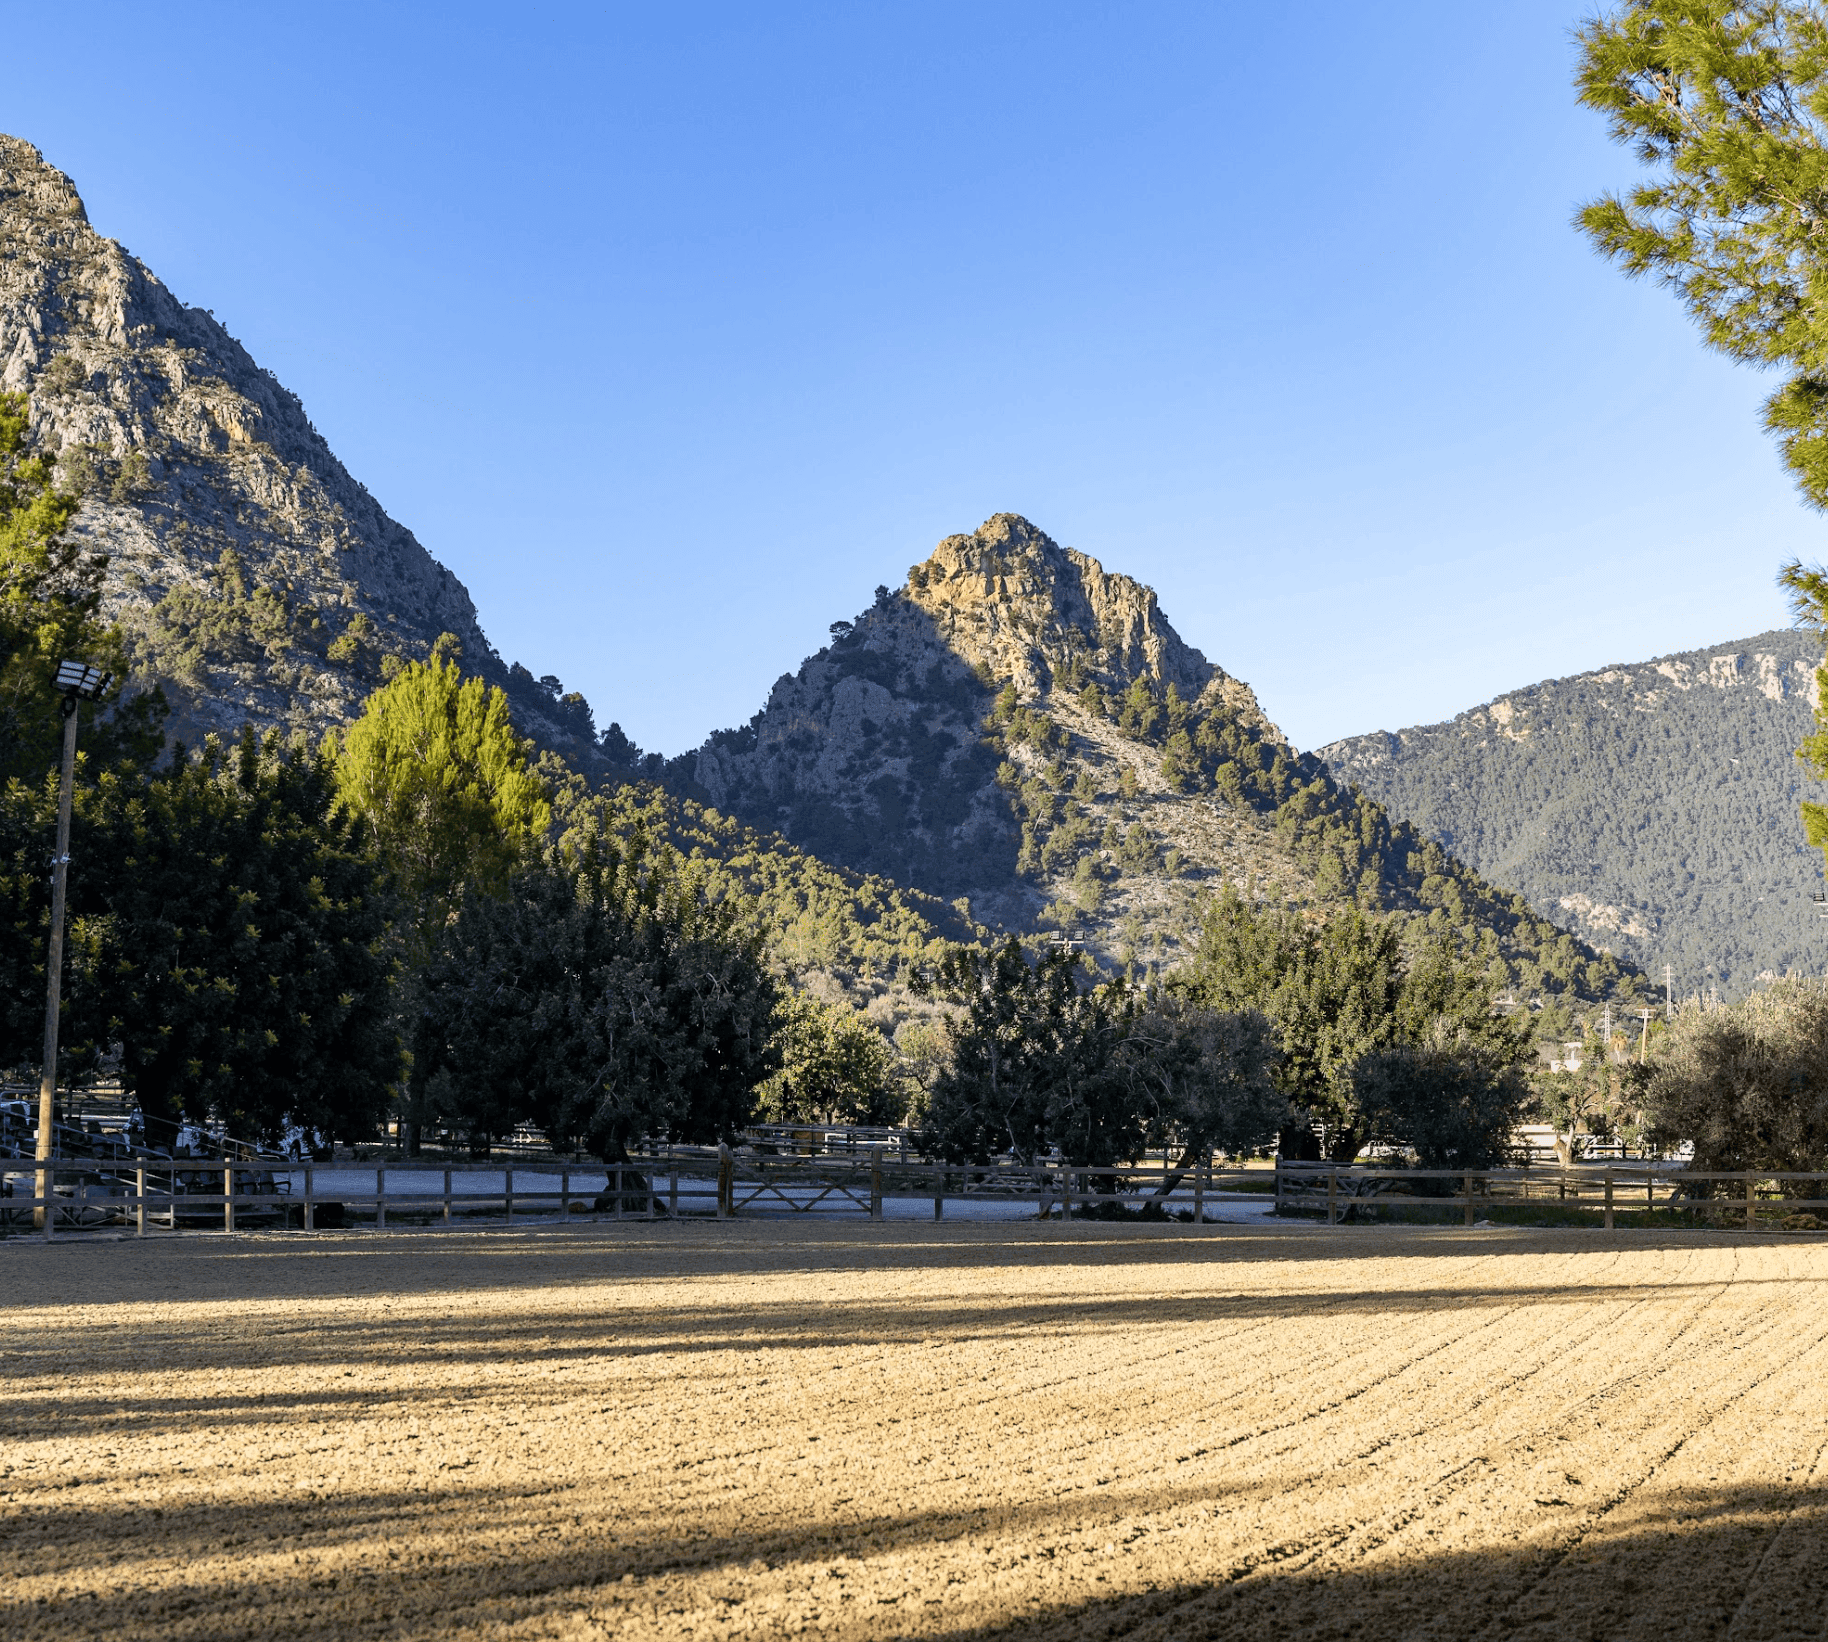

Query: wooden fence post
[304,1165,314,1232]
[717,1146,733,1218]
[505,1167,514,1225]
[1604,1168,1614,1230]
[934,1168,944,1221]
[38,1157,53,1241]
[1193,1159,1204,1226]
[870,1149,882,1220]
[1747,1172,1757,1231]
[224,1162,235,1233]
[1327,1168,1337,1226]
[443,1167,452,1225]
[1274,1158,1283,1215]
[1464,1173,1474,1227]
[669,1162,678,1219]
[136,1165,145,1238]
[561,1170,570,1221]
[376,1167,387,1232]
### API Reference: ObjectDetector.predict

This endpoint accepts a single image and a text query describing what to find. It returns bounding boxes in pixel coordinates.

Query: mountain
[1319,630,1828,996]
[2,135,1640,1011]
[0,134,608,767]
[694,514,1644,1003]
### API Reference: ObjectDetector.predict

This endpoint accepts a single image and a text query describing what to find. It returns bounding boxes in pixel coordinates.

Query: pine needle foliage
[1575,1,1828,504]
[331,655,551,928]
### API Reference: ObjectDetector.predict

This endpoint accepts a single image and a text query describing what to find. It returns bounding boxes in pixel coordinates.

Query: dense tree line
[917,891,1536,1173]
[0,385,1796,1176]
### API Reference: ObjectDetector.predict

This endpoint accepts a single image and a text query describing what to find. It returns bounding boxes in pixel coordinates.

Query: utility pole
[35,661,109,1236]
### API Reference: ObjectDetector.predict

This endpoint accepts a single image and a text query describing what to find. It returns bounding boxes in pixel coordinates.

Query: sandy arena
[5,1221,1827,1640]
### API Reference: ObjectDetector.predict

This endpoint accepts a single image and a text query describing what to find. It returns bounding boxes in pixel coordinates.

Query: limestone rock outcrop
[0,134,596,760]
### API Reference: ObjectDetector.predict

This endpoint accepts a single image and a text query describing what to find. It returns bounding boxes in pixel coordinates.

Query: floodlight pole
[34,698,81,1236]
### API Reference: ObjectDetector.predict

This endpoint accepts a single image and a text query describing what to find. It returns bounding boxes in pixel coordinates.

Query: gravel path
[4,1222,1825,1639]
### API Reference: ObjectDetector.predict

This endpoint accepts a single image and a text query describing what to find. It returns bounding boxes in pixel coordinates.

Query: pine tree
[1575,2,1828,505]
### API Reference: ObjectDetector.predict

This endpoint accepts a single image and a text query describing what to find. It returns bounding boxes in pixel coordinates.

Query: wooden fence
[1275,1162,1828,1229]
[6,1152,1826,1239]
[0,1151,1279,1238]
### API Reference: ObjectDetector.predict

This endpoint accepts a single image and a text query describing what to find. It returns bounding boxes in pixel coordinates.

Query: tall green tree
[1644,977,1828,1172]
[759,994,905,1126]
[1180,890,1527,1160]
[1119,994,1284,1195]
[72,730,394,1148]
[1351,1028,1531,1173]
[1575,2,1828,506]
[411,841,778,1161]
[1574,7,1828,870]
[919,940,1137,1166]
[332,653,551,931]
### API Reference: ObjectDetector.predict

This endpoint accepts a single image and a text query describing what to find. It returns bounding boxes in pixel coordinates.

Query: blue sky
[7,0,1821,754]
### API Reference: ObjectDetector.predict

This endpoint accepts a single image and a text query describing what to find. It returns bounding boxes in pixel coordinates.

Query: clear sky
[6,0,1822,755]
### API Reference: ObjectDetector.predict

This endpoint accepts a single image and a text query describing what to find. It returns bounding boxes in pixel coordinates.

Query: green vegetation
[0,391,157,783]
[132,546,309,683]
[919,940,1139,1166]
[1644,978,1828,1174]
[1576,2,1828,507]
[757,993,904,1125]
[1060,673,1642,1002]
[331,655,551,929]
[1180,888,1532,1162]
[88,731,395,1149]
[410,848,777,1161]
[1322,628,1821,995]
[0,729,394,1149]
[541,762,977,988]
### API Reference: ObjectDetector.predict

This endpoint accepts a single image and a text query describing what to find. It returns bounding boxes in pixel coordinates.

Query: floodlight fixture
[53,660,108,700]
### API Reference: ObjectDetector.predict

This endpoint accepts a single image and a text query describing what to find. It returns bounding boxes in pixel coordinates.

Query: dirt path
[4,1223,1826,1640]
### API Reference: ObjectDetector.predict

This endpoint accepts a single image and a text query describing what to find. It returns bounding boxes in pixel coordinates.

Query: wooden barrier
[12,1152,1819,1239]
[1274,1162,1828,1228]
[0,1154,1277,1235]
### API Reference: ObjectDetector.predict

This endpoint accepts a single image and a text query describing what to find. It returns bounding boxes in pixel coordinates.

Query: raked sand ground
[4,1221,1827,1640]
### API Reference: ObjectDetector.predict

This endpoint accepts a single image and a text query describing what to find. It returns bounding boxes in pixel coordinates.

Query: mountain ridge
[3,134,1643,1012]
[1320,629,1828,994]
[692,513,1645,1004]
[0,133,609,769]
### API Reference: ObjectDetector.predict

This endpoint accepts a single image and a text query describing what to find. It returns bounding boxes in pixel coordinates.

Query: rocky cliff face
[0,135,602,762]
[692,514,1281,931]
[693,514,1628,998]
[1320,630,1827,993]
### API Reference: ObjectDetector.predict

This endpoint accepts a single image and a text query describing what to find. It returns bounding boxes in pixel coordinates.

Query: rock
[0,133,599,764]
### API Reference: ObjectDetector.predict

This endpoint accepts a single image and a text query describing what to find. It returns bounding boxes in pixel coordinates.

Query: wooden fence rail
[1274,1163,1828,1229]
[6,1154,1823,1239]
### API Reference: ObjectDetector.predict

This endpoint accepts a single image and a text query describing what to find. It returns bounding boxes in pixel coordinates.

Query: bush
[1644,980,1828,1174]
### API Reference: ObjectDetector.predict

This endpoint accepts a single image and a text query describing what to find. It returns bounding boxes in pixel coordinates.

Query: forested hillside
[1,136,1645,1023]
[1321,631,1828,995]
[695,514,1645,1008]
[0,135,617,772]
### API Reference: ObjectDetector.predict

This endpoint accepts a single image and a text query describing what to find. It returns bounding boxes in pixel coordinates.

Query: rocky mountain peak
[903,512,1220,706]
[0,135,608,764]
